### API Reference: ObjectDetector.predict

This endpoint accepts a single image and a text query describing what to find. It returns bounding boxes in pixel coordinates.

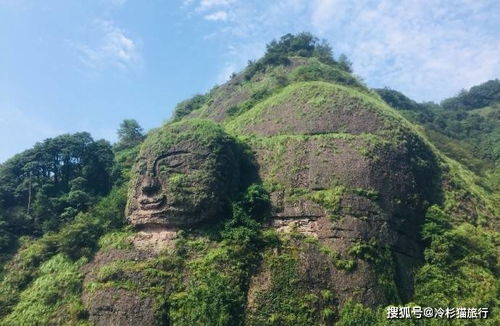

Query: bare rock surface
[132,225,178,253]
[81,248,158,326]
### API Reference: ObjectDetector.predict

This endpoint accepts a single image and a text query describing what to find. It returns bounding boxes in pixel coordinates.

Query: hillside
[375,82,500,183]
[0,33,498,326]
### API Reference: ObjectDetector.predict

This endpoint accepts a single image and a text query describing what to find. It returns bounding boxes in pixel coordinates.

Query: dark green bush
[172,94,208,120]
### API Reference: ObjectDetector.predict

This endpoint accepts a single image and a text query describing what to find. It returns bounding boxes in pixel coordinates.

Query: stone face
[126,120,239,228]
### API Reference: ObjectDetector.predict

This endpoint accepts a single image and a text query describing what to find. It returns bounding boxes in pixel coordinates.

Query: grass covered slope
[225,81,389,136]
[99,33,499,325]
[0,33,498,325]
[177,56,366,123]
[173,34,498,325]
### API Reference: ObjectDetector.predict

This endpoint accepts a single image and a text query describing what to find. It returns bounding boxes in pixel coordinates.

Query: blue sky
[1,0,499,162]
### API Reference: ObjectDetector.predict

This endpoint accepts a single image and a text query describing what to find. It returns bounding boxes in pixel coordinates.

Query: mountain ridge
[0,33,498,325]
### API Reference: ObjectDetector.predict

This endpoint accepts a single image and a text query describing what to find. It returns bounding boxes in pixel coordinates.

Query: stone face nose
[141,173,160,197]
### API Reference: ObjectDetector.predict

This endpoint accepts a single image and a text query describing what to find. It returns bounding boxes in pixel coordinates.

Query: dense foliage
[0,35,498,325]
[244,32,352,80]
[441,79,500,111]
[172,94,208,121]
[168,184,271,326]
[0,185,128,324]
[0,133,116,261]
[114,119,145,151]
[0,119,138,324]
[375,86,500,177]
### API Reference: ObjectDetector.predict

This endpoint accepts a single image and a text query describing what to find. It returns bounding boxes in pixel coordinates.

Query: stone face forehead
[136,120,235,173]
[134,150,201,173]
[134,119,239,174]
[135,120,234,167]
[140,143,211,161]
[141,119,232,152]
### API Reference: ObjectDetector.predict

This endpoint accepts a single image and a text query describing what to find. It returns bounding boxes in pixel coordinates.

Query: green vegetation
[183,64,290,122]
[169,244,249,326]
[226,84,280,118]
[246,239,337,326]
[97,229,134,251]
[336,300,378,326]
[348,240,400,303]
[172,94,208,121]
[307,186,346,211]
[225,81,416,139]
[375,84,500,181]
[78,183,271,326]
[290,58,364,90]
[1,254,88,326]
[415,212,498,310]
[141,119,235,154]
[168,184,270,326]
[0,119,138,324]
[243,32,350,80]
[329,206,500,326]
[0,185,128,320]
[318,243,356,271]
[441,79,500,111]
[0,132,117,273]
[114,119,145,151]
[0,34,498,326]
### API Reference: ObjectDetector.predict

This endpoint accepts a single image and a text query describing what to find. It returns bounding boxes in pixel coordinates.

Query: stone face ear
[126,120,239,229]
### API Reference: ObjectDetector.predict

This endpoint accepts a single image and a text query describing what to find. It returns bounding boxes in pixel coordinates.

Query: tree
[338,54,353,73]
[313,39,336,65]
[115,119,145,151]
[0,132,115,238]
[441,79,500,110]
[375,87,420,111]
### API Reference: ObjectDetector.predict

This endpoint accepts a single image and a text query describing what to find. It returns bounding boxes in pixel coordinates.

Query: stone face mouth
[139,196,166,210]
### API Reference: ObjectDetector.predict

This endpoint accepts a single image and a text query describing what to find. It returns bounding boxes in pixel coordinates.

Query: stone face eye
[155,154,188,175]
[166,158,183,168]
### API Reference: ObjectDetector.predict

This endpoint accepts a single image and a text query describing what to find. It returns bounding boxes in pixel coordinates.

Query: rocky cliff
[82,53,498,325]
[1,34,498,326]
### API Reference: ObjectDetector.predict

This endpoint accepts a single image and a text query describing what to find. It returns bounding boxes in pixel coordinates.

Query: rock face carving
[83,120,240,326]
[84,81,444,325]
[126,120,239,228]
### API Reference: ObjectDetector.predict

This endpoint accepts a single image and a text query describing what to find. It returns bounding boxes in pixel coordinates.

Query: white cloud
[316,0,500,100]
[73,20,141,71]
[182,0,500,102]
[198,0,236,11]
[204,10,228,21]
[310,0,344,32]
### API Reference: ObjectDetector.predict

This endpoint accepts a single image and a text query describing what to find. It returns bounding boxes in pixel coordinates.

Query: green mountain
[0,33,498,326]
